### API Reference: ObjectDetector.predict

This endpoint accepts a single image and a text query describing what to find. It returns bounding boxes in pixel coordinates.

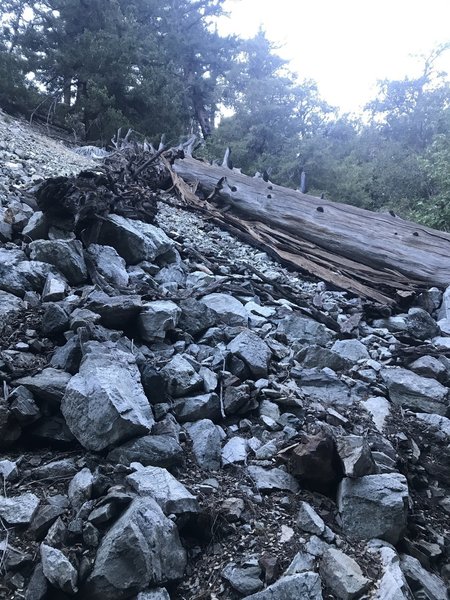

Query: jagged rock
[161,354,203,397]
[185,419,222,470]
[222,562,264,595]
[33,459,78,480]
[294,368,352,406]
[366,540,411,600]
[127,464,199,515]
[201,293,249,326]
[0,459,19,481]
[331,339,370,362]
[277,314,334,346]
[409,355,447,381]
[50,336,82,374]
[69,307,101,329]
[83,497,186,599]
[30,504,66,540]
[405,307,441,340]
[296,501,325,535]
[173,392,221,422]
[296,345,349,370]
[87,244,129,287]
[335,435,377,478]
[414,413,450,440]
[30,415,76,445]
[138,300,181,342]
[9,385,41,424]
[337,473,409,544]
[137,589,170,600]
[0,492,40,524]
[17,368,72,405]
[41,302,70,335]
[243,572,323,599]
[24,561,48,600]
[98,214,174,264]
[22,211,48,240]
[227,329,272,377]
[222,436,248,466]
[0,290,24,333]
[247,466,299,493]
[40,543,78,595]
[108,435,183,468]
[382,368,449,415]
[68,468,94,510]
[289,433,342,491]
[0,248,54,296]
[320,548,369,599]
[61,343,154,451]
[284,551,316,575]
[42,274,67,302]
[177,298,219,336]
[224,384,251,415]
[84,291,142,328]
[360,396,391,432]
[29,239,87,284]
[400,554,447,600]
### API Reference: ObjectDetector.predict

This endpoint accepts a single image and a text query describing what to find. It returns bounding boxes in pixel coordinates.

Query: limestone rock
[247,466,299,493]
[17,368,72,405]
[185,419,222,470]
[29,239,87,284]
[173,392,221,422]
[296,501,325,535]
[227,329,272,377]
[201,293,248,327]
[41,543,78,595]
[161,355,203,397]
[320,548,368,599]
[108,435,183,468]
[400,554,447,600]
[335,435,377,478]
[0,492,40,525]
[87,244,129,288]
[0,290,24,334]
[138,301,181,342]
[243,572,323,599]
[277,314,334,346]
[331,339,370,362]
[382,368,448,415]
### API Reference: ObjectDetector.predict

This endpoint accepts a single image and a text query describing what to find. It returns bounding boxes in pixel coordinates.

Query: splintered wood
[171,155,450,305]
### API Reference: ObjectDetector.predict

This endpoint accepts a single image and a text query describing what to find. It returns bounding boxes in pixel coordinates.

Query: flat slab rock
[0,290,24,333]
[0,492,40,525]
[243,572,323,599]
[227,329,272,378]
[107,435,183,468]
[381,367,449,415]
[61,342,154,451]
[247,466,299,493]
[320,548,369,600]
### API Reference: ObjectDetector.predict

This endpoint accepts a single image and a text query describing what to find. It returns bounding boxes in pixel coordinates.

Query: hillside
[0,109,449,600]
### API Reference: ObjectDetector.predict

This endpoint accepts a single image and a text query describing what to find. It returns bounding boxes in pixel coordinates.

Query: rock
[0,290,24,334]
[68,468,94,510]
[337,473,409,544]
[137,589,170,600]
[224,384,251,415]
[284,551,315,575]
[382,368,448,415]
[173,392,221,422]
[141,365,167,404]
[83,497,186,599]
[108,435,183,468]
[29,239,87,284]
[85,291,142,328]
[222,436,248,466]
[296,501,325,535]
[222,562,264,595]
[0,459,19,481]
[41,302,70,335]
[335,435,377,478]
[98,214,174,264]
[161,355,203,397]
[289,433,342,491]
[17,368,72,405]
[127,464,199,515]
[296,345,349,370]
[201,293,248,326]
[294,368,352,406]
[409,355,447,381]
[177,298,219,336]
[242,572,323,599]
[40,543,78,595]
[61,343,154,451]
[320,548,368,599]
[405,307,440,340]
[227,329,272,378]
[33,459,78,480]
[0,248,54,296]
[24,561,48,600]
[247,466,299,493]
[277,314,334,346]
[0,492,40,524]
[138,301,181,342]
[87,244,129,287]
[9,385,41,424]
[30,504,66,540]
[185,419,222,470]
[366,541,411,600]
[22,211,48,240]
[42,274,67,302]
[400,554,447,600]
[50,336,82,374]
[415,412,450,440]
[331,339,370,362]
[360,396,391,432]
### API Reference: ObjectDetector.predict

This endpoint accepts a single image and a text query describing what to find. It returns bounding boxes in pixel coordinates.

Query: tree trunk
[172,155,450,304]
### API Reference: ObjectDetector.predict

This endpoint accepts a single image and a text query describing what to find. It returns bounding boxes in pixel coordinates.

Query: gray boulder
[127,464,199,515]
[137,590,170,600]
[400,553,447,600]
[61,343,154,451]
[382,368,448,415]
[296,501,325,535]
[87,244,129,288]
[0,290,24,334]
[320,548,368,599]
[222,562,263,595]
[83,497,186,599]
[405,307,440,340]
[201,293,248,326]
[247,466,299,493]
[277,314,334,346]
[85,291,142,328]
[243,572,322,599]
[177,298,219,336]
[336,435,377,478]
[173,393,221,422]
[161,355,203,397]
[29,239,87,284]
[138,301,181,342]
[222,436,248,466]
[108,435,183,468]
[414,412,450,440]
[40,543,78,595]
[366,541,411,600]
[0,492,40,525]
[98,215,174,264]
[331,339,370,362]
[42,274,67,302]
[227,329,272,377]
[337,473,409,544]
[68,468,94,511]
[0,248,54,296]
[185,419,222,470]
[17,368,72,405]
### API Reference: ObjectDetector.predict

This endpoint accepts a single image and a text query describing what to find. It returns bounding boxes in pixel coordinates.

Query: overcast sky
[216,0,450,114]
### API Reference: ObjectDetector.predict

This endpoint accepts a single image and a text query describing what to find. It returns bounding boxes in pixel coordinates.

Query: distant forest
[1,1,449,229]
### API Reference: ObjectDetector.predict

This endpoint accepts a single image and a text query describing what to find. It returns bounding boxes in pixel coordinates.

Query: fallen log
[172,155,450,304]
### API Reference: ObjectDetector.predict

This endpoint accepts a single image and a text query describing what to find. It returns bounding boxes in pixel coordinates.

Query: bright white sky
[216,0,450,114]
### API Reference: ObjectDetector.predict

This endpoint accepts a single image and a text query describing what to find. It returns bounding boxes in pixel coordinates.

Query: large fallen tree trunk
[172,156,450,305]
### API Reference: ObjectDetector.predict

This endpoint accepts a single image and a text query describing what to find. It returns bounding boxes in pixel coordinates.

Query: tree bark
[172,155,450,304]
